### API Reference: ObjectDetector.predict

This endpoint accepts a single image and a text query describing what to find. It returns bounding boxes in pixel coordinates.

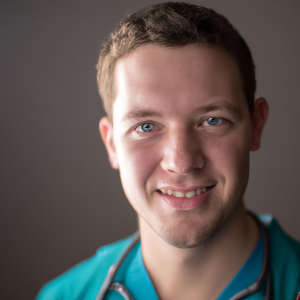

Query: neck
[139,201,259,300]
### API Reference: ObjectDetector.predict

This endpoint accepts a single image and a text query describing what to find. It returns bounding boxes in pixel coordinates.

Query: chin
[154,207,227,249]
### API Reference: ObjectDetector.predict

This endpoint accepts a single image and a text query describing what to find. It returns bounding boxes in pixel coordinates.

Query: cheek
[116,139,162,208]
[206,127,251,184]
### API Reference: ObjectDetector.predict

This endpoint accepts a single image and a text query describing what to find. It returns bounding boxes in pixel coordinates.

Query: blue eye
[140,123,154,132]
[207,117,221,125]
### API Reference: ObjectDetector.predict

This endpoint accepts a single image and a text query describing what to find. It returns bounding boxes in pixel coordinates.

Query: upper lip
[157,184,216,193]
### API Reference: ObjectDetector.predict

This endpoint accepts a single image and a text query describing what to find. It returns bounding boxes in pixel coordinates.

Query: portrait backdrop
[1,1,300,299]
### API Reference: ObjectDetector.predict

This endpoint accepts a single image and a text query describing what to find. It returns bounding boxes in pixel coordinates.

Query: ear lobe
[99,117,119,169]
[250,97,269,151]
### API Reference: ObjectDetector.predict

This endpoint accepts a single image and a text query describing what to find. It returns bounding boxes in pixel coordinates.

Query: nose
[160,128,205,175]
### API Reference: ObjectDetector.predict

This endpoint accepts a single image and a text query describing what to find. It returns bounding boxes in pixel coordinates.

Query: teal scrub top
[35,215,300,300]
[105,233,264,300]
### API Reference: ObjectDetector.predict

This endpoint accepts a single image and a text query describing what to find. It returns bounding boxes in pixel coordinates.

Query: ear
[250,97,269,151]
[99,116,119,169]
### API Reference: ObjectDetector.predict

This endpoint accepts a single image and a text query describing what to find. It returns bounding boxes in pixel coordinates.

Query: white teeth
[160,187,209,198]
[186,190,195,198]
[174,191,185,198]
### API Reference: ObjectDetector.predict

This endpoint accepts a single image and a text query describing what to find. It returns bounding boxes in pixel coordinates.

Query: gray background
[1,1,299,299]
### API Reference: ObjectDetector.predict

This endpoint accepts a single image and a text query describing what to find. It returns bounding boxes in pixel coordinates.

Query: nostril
[166,168,176,174]
[161,146,205,174]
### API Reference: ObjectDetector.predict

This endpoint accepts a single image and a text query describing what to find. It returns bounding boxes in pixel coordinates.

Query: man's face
[103,44,255,248]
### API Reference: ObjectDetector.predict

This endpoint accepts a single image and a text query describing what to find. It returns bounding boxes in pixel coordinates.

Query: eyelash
[134,117,228,134]
[135,122,157,133]
[200,117,224,127]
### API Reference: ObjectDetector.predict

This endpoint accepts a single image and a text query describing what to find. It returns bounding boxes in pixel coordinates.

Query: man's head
[98,3,268,248]
[96,2,256,119]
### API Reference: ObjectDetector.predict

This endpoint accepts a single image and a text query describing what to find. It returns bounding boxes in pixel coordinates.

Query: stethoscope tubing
[95,231,140,300]
[229,212,271,300]
[96,212,272,300]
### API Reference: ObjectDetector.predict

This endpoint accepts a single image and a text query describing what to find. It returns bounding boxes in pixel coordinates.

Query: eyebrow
[196,102,242,119]
[121,109,163,122]
[121,102,241,122]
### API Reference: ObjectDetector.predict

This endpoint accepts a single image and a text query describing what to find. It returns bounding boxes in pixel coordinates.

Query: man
[36,2,300,299]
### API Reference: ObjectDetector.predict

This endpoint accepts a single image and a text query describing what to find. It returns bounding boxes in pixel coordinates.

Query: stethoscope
[95,213,272,300]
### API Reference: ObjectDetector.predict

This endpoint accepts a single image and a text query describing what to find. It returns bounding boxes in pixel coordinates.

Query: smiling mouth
[157,185,216,198]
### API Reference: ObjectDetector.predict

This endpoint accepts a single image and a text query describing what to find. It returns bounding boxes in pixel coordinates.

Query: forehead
[113,44,246,121]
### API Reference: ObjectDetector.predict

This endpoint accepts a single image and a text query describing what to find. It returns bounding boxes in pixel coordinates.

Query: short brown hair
[96,2,256,119]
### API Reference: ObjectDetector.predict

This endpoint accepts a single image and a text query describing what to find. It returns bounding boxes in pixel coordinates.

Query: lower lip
[159,188,213,210]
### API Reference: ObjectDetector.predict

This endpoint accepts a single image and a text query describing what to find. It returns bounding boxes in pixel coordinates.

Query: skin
[100,44,268,300]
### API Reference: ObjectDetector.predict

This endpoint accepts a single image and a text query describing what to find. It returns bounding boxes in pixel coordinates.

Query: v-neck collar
[107,232,264,300]
[216,232,264,299]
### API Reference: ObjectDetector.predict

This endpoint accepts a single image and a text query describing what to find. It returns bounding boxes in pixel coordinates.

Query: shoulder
[35,235,133,300]
[260,214,300,261]
[259,214,300,300]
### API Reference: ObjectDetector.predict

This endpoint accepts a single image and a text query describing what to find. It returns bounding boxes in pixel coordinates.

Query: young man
[36,2,300,300]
